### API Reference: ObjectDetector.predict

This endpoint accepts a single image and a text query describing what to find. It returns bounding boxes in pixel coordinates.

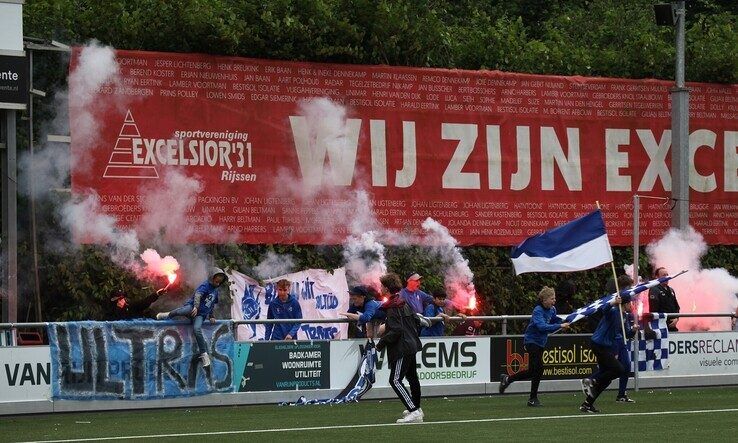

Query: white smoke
[22,42,218,301]
[288,97,357,197]
[647,226,738,331]
[254,251,295,280]
[169,245,211,289]
[136,168,203,243]
[19,42,121,198]
[59,192,140,267]
[343,231,387,290]
[276,97,479,306]
[272,97,392,279]
[68,41,122,172]
[421,217,477,311]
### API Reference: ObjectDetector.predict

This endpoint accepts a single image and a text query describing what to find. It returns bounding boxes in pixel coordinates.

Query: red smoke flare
[468,294,478,312]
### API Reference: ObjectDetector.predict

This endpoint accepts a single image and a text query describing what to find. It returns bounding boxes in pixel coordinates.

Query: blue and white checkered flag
[564,271,687,325]
[564,294,613,324]
[633,313,670,371]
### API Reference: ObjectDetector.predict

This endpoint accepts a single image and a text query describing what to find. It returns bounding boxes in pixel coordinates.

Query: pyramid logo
[103,110,159,179]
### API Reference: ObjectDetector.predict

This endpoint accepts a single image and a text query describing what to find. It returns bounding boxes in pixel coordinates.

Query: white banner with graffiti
[229,268,349,341]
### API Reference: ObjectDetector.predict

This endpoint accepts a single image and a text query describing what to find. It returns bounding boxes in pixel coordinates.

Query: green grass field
[2,386,738,442]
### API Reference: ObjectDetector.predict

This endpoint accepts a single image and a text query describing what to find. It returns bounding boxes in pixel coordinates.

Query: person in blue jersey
[580,293,638,413]
[341,285,385,338]
[420,290,467,337]
[399,273,433,315]
[265,279,303,341]
[498,286,570,406]
[156,268,227,367]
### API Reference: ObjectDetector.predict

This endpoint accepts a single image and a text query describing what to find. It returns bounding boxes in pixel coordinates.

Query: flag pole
[596,201,628,345]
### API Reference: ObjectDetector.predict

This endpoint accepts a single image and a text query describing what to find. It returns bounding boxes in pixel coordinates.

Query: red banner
[70,48,738,246]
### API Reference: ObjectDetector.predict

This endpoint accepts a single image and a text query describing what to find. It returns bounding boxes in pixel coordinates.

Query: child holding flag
[580,293,638,413]
[499,286,570,406]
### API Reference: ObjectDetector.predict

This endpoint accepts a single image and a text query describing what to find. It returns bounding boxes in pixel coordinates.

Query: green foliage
[16,1,738,322]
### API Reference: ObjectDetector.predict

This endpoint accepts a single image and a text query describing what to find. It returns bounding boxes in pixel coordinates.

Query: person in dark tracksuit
[498,286,570,406]
[592,274,637,402]
[580,293,638,413]
[375,273,423,424]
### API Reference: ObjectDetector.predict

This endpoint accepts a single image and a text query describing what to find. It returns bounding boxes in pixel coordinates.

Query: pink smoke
[139,248,180,279]
[647,227,738,331]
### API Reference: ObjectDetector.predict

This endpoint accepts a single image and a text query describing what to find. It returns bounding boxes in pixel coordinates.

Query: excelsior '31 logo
[103,110,159,179]
[103,110,256,183]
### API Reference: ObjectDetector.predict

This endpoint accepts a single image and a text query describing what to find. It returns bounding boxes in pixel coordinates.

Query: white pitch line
[17,407,738,443]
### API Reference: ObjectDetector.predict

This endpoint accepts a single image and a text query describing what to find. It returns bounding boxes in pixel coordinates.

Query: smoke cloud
[252,251,295,280]
[283,98,479,304]
[136,168,203,243]
[421,218,477,311]
[19,41,216,303]
[139,248,180,278]
[68,41,123,172]
[59,192,140,268]
[343,231,387,290]
[647,226,738,331]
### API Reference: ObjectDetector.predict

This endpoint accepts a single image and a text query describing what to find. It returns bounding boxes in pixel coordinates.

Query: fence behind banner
[1,314,736,415]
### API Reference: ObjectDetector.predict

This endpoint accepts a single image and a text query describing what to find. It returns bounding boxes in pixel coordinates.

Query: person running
[498,286,570,406]
[590,274,637,403]
[375,273,423,424]
[580,293,638,413]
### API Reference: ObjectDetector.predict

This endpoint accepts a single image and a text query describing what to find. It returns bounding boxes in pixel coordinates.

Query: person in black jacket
[107,287,166,320]
[375,272,423,424]
[649,267,681,331]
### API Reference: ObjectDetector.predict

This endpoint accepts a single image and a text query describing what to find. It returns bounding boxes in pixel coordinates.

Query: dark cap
[110,290,126,302]
[432,289,447,299]
[348,285,370,297]
[406,273,422,281]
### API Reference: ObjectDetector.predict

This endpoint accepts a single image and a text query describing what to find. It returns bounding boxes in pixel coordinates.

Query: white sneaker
[402,408,423,418]
[581,378,594,397]
[201,353,211,367]
[156,312,169,320]
[396,409,423,424]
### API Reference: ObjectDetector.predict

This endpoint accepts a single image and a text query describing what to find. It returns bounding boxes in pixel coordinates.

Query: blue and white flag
[632,313,669,371]
[564,293,613,324]
[511,210,612,275]
[564,271,687,324]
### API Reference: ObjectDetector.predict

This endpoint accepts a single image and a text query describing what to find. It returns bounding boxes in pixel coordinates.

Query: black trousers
[507,343,544,399]
[587,342,626,404]
[388,353,421,411]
